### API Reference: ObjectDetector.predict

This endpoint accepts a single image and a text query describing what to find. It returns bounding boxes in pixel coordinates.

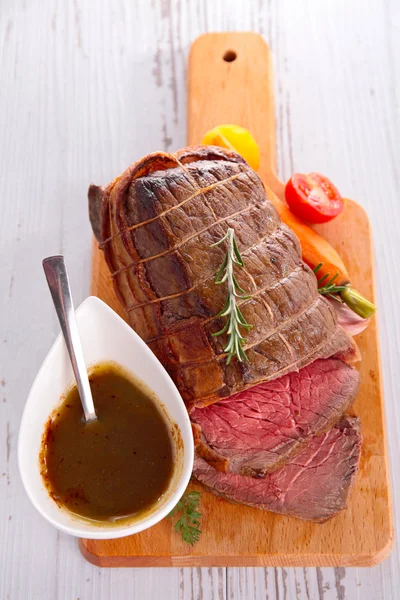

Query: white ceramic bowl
[18,296,194,539]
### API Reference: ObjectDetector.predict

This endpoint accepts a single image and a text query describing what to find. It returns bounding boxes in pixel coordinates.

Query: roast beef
[89,146,357,408]
[193,416,361,522]
[191,358,360,476]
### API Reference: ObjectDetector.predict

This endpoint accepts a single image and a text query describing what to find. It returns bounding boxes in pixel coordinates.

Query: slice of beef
[191,358,360,476]
[193,416,362,522]
[89,146,357,408]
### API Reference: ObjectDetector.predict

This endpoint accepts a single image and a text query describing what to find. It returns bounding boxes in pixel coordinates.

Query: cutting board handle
[187,32,285,199]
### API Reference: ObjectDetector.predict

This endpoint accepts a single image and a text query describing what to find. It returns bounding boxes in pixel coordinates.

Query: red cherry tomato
[285,172,344,224]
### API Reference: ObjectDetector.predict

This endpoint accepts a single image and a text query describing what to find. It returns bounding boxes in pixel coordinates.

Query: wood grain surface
[1,1,399,598]
[82,32,392,568]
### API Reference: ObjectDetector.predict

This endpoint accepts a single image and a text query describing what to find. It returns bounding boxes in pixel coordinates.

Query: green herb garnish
[313,263,348,301]
[169,490,202,546]
[211,228,253,364]
[313,263,376,318]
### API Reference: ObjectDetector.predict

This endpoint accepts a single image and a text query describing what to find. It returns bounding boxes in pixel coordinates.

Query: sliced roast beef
[193,416,361,522]
[89,146,357,408]
[191,358,360,476]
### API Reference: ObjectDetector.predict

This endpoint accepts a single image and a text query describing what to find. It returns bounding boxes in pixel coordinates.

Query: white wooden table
[1,0,398,598]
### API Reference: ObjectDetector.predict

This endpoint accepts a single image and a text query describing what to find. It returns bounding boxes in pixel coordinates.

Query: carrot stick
[266,188,350,285]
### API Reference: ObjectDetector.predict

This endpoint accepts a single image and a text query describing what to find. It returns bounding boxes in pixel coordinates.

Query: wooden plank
[2,0,399,596]
[82,32,392,567]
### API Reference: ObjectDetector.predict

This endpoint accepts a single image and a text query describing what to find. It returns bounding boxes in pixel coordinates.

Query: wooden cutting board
[80,32,393,567]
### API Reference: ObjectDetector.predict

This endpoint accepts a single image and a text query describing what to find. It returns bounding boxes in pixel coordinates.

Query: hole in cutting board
[223,50,237,62]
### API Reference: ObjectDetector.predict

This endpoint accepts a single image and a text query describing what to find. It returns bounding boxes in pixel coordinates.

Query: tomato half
[285,172,344,224]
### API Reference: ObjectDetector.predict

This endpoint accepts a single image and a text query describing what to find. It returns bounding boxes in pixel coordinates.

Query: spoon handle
[42,256,97,422]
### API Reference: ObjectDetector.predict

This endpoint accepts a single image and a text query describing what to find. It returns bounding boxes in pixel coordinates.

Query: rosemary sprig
[169,490,202,546]
[313,263,377,318]
[211,228,253,364]
[313,263,348,301]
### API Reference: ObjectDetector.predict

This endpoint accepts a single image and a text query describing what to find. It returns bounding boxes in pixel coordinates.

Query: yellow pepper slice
[202,124,260,171]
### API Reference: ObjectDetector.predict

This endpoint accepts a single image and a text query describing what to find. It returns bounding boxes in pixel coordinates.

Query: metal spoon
[42,255,97,422]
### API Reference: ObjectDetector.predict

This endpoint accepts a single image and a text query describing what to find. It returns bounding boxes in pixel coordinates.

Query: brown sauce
[40,362,174,522]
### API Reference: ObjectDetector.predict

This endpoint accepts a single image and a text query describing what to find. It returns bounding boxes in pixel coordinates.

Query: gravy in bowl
[40,362,174,523]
